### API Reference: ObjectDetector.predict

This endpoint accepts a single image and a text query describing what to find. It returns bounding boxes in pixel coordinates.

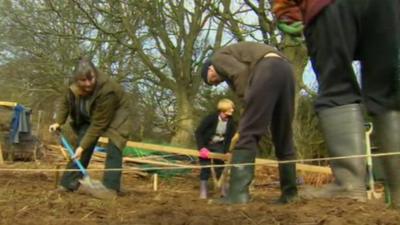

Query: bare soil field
[1,158,399,225]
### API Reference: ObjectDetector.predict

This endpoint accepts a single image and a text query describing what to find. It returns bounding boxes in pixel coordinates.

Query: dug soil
[0,160,399,225]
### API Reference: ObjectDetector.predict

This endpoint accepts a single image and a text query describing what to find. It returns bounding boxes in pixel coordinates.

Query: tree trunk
[280,38,310,158]
[170,86,195,146]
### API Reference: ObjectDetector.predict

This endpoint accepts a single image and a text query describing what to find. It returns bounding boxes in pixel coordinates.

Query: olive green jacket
[55,72,133,150]
[211,42,286,99]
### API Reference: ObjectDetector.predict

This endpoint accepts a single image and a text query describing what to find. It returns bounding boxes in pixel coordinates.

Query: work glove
[273,0,303,36]
[49,123,60,133]
[199,147,210,159]
[277,21,304,36]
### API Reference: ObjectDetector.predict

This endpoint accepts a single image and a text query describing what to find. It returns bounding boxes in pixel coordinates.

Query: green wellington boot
[216,149,256,204]
[302,104,367,201]
[374,111,400,208]
[277,162,298,203]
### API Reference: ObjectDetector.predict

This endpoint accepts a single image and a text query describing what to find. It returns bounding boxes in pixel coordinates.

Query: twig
[81,211,95,220]
[240,210,257,225]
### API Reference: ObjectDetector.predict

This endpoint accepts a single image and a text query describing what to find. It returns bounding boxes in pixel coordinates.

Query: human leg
[199,159,211,199]
[220,57,294,204]
[103,141,123,192]
[303,0,367,201]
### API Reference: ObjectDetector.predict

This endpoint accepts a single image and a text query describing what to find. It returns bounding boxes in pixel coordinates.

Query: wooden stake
[54,164,61,188]
[153,173,158,191]
[0,143,4,164]
[33,110,43,162]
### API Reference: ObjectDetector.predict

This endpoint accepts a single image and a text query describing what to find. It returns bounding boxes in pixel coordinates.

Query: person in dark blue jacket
[195,98,236,199]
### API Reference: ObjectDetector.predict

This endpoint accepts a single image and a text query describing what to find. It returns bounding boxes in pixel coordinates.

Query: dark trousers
[304,0,400,115]
[199,142,225,180]
[60,126,123,191]
[235,57,296,160]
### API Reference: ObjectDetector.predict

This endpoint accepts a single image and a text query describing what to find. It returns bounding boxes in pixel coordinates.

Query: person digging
[200,42,298,204]
[195,98,236,199]
[49,57,133,199]
[273,0,400,207]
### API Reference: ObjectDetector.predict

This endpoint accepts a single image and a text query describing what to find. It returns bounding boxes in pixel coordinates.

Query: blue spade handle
[60,134,89,177]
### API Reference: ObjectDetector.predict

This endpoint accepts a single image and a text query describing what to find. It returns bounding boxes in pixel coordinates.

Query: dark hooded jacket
[195,112,236,153]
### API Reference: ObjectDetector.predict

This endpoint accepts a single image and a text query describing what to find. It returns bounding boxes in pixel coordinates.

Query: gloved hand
[48,123,60,133]
[199,147,210,159]
[277,21,304,36]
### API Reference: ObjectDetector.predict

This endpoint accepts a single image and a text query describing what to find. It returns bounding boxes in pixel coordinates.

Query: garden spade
[364,123,382,200]
[60,134,116,200]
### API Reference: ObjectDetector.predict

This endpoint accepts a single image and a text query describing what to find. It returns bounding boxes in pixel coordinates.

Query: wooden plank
[93,151,191,168]
[98,137,226,160]
[0,101,18,108]
[255,158,331,174]
[123,157,192,168]
[98,137,332,175]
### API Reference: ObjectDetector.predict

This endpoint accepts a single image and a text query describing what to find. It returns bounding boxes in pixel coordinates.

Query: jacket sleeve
[79,92,118,150]
[212,50,248,81]
[272,0,303,22]
[55,91,71,126]
[195,114,214,150]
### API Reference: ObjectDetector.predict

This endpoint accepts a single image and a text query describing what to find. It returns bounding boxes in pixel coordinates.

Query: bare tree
[65,0,226,145]
[0,0,229,146]
[0,0,325,156]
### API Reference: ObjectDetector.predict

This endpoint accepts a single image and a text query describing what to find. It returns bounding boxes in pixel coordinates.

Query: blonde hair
[217,98,235,112]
